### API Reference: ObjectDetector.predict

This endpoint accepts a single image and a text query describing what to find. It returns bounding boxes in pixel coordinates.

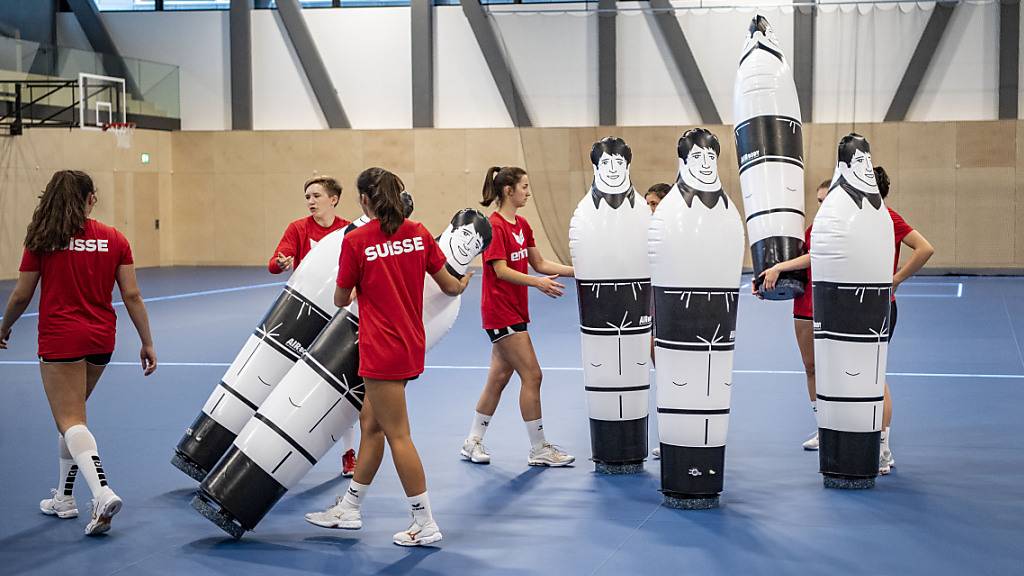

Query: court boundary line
[0,281,286,321]
[0,360,1020,379]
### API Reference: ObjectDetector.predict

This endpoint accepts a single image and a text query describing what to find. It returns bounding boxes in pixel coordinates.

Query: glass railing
[0,36,180,121]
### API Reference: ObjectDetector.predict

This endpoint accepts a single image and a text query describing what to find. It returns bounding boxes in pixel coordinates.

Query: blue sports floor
[1,267,1022,575]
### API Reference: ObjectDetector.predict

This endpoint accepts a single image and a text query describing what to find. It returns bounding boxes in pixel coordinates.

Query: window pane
[94,0,154,10]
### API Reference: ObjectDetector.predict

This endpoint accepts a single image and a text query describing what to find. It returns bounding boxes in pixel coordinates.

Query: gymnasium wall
[2,121,1020,280]
[54,1,1015,130]
[0,128,173,279]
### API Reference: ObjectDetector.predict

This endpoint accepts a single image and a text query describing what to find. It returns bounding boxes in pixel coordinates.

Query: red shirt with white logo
[337,219,447,380]
[19,219,134,358]
[481,212,535,330]
[269,215,350,274]
[796,207,915,317]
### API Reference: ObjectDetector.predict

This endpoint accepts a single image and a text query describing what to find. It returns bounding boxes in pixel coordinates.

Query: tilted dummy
[192,209,492,538]
[733,14,806,300]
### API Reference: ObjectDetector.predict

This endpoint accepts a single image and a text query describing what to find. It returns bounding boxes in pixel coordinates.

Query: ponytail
[480,166,527,208]
[874,166,891,199]
[357,167,406,236]
[24,170,94,253]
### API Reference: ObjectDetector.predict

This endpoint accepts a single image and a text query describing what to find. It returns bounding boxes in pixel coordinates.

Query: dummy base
[663,494,720,510]
[823,475,876,490]
[594,461,644,475]
[191,493,245,539]
[171,453,208,483]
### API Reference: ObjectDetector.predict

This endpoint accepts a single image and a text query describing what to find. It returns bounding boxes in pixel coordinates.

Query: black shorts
[889,300,898,339]
[485,323,528,344]
[39,353,113,366]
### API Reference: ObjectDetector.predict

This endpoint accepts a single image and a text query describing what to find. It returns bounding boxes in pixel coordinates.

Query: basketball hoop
[103,121,135,149]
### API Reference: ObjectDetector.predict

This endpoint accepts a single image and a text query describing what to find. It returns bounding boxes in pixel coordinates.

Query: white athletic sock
[407,491,434,525]
[63,425,109,499]
[525,418,546,450]
[881,426,890,449]
[58,434,77,497]
[340,425,356,453]
[468,411,492,441]
[341,480,370,509]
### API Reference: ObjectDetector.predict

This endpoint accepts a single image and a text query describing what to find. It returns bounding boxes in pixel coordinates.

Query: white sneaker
[84,489,122,536]
[460,437,491,464]
[528,442,575,467]
[652,447,661,460]
[879,447,895,475]
[802,432,819,451]
[305,496,362,529]
[393,518,443,547]
[40,489,78,519]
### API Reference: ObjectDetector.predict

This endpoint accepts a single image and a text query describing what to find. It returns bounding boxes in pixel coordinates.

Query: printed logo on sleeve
[66,239,109,253]
[365,236,426,262]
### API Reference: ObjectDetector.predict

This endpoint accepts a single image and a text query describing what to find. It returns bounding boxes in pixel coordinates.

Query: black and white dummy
[192,209,492,538]
[811,134,893,489]
[649,129,744,508]
[171,215,370,482]
[733,15,806,300]
[568,137,652,474]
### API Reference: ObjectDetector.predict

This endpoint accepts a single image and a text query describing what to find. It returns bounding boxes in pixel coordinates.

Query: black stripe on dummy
[174,410,239,480]
[818,428,881,479]
[199,447,288,531]
[750,236,806,300]
[660,444,725,498]
[252,287,333,359]
[577,279,652,336]
[590,416,648,465]
[653,287,738,348]
[734,115,803,174]
[304,310,364,411]
[813,282,891,341]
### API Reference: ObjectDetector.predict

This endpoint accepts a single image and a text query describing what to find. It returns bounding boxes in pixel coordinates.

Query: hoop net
[103,122,135,149]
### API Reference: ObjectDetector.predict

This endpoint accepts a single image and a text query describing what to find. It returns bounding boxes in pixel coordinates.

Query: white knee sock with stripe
[58,434,78,498]
[63,425,109,499]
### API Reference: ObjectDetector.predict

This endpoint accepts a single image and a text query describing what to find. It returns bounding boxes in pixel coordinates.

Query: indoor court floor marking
[0,360,1020,380]
[0,281,286,321]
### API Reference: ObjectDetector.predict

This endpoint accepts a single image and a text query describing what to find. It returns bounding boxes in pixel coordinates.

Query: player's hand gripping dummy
[812,134,893,490]
[172,192,413,483]
[733,15,806,300]
[191,210,492,539]
[568,137,652,474]
[649,128,744,509]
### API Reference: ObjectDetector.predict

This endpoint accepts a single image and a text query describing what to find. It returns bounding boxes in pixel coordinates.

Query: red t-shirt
[796,207,916,316]
[793,225,813,319]
[269,215,350,274]
[19,219,134,358]
[481,212,535,330]
[337,219,447,380]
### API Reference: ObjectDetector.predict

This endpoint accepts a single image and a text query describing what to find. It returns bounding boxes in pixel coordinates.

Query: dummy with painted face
[439,209,491,271]
[810,133,894,490]
[649,127,744,509]
[172,214,375,484]
[734,14,807,301]
[192,208,491,538]
[568,137,652,473]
